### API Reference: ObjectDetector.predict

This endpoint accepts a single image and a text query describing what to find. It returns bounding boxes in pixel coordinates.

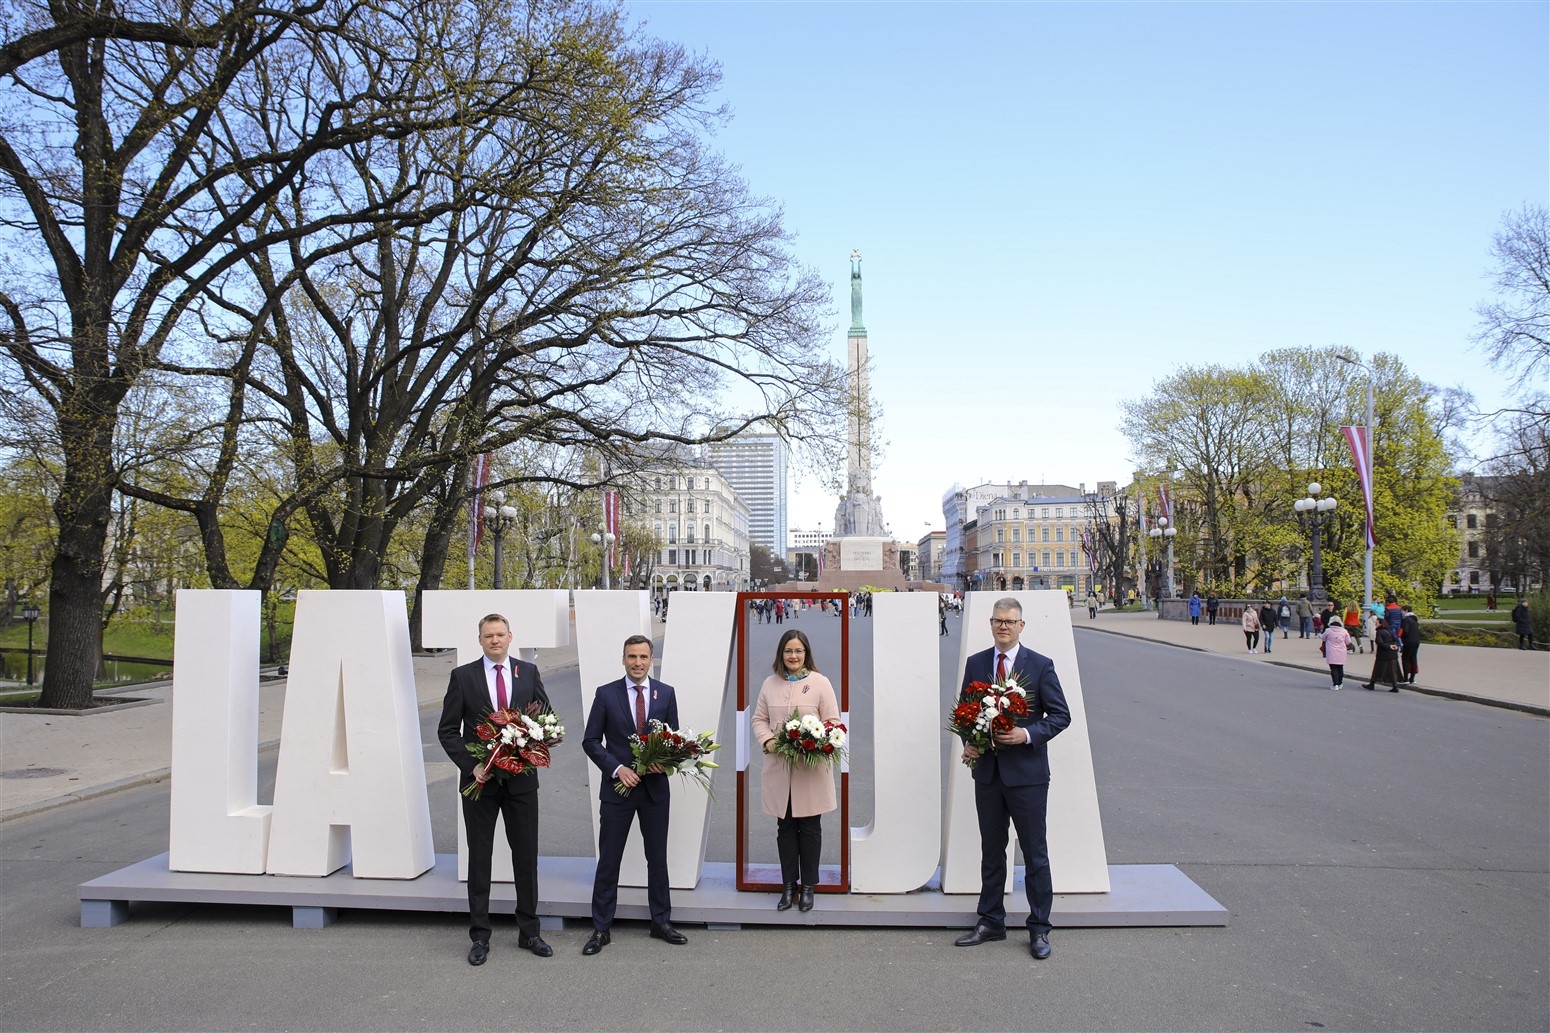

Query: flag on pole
[1342,425,1377,549]
[1157,483,1172,524]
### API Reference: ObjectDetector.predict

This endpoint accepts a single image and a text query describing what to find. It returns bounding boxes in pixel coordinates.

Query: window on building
[993,551,1002,567]
[654,477,661,489]
[1012,527,1021,542]
[1055,507,1063,518]
[668,549,678,565]
[996,528,1005,543]
[1055,526,1064,542]
[668,524,677,543]
[1041,526,1050,542]
[1041,507,1049,519]
[687,498,696,514]
[1466,513,1478,529]
[1485,513,1499,529]
[653,500,662,514]
[669,500,677,513]
[1012,551,1021,567]
[1041,550,1051,567]
[1469,570,1479,585]
[1467,541,1479,558]
[1013,508,1020,519]
[1056,550,1065,567]
[704,523,711,542]
[686,526,695,543]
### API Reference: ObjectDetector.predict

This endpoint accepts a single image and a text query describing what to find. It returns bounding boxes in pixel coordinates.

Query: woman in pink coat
[750,629,839,913]
[1321,617,1355,690]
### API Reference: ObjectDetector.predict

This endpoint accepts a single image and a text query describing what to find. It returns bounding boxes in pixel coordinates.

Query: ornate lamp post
[20,603,40,687]
[590,528,616,589]
[483,491,518,589]
[1292,482,1338,602]
[1148,517,1178,599]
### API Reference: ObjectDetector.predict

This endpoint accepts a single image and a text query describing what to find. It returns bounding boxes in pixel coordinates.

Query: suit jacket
[961,644,1071,787]
[437,655,551,792]
[583,677,679,805]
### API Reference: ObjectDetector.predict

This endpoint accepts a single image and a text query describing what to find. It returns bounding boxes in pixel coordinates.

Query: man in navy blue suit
[953,597,1071,960]
[437,613,553,966]
[580,634,687,954]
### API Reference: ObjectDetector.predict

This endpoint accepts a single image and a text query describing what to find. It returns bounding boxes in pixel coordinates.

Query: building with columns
[633,467,751,593]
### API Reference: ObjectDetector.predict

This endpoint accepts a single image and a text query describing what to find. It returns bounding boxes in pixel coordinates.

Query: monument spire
[849,248,866,334]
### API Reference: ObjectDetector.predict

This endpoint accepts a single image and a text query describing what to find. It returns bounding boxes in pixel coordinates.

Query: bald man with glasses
[953,597,1071,960]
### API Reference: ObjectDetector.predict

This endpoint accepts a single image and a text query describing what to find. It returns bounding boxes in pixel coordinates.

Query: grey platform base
[79,854,1227,929]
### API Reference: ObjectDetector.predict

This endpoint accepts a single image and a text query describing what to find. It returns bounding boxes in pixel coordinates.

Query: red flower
[476,723,497,741]
[822,744,834,754]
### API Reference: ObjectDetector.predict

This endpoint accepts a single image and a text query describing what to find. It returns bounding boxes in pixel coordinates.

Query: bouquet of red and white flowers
[614,719,720,798]
[462,708,565,799]
[770,709,848,769]
[947,676,1030,768]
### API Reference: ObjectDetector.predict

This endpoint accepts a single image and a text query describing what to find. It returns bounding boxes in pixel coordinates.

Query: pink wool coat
[1321,624,1353,665]
[751,671,840,819]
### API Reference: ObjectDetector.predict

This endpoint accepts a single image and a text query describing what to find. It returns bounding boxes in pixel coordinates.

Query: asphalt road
[1,614,1545,1033]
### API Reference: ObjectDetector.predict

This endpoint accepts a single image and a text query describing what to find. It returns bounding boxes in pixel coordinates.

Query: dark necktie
[996,653,1007,682]
[494,663,508,711]
[634,684,647,734]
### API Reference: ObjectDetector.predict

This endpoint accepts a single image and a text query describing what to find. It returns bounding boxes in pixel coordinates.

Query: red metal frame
[734,591,851,894]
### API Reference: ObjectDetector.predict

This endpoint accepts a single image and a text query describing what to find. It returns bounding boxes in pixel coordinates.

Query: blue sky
[622,1,1549,539]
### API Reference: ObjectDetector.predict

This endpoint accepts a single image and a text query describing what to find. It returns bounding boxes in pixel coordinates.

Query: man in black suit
[437,613,553,965]
[954,597,1071,960]
[579,634,687,955]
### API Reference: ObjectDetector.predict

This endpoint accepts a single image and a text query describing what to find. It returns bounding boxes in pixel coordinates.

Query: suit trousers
[461,781,539,942]
[777,799,822,886]
[592,791,671,930]
[974,775,1053,936]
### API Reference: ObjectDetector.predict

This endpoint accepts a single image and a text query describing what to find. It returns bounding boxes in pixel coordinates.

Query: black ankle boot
[798,885,815,911]
[776,884,794,911]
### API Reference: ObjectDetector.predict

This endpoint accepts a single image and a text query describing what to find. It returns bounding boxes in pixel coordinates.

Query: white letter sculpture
[266,591,434,879]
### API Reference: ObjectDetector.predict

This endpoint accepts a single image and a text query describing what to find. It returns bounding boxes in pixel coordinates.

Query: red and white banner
[1157,484,1172,525]
[1342,425,1377,549]
[466,453,491,568]
[603,489,620,570]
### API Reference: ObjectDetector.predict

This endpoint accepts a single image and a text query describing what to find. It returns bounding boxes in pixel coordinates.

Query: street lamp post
[483,491,518,589]
[590,528,616,589]
[1149,517,1178,601]
[20,603,40,687]
[1292,482,1338,603]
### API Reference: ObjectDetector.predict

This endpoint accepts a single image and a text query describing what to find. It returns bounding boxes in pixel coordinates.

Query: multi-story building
[965,486,1118,595]
[941,481,1085,590]
[917,530,946,585]
[706,432,788,560]
[787,525,832,582]
[634,467,751,593]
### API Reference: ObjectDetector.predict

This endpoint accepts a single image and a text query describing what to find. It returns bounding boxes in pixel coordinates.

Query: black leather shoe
[1031,933,1052,960]
[1361,684,1374,690]
[650,922,688,945]
[776,884,794,911]
[467,940,489,966]
[1389,686,1399,692]
[518,933,553,958]
[581,930,609,956]
[954,924,1006,946]
[797,885,815,912]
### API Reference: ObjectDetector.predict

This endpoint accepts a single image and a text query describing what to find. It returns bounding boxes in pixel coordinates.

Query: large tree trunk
[39,391,121,709]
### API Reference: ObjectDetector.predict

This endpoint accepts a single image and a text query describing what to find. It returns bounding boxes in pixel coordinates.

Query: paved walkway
[1,608,1542,823]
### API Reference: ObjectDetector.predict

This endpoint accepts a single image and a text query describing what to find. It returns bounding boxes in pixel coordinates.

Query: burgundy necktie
[634,684,647,734]
[996,653,1007,682]
[494,663,508,711]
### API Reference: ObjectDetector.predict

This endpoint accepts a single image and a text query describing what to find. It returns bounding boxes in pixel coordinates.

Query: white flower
[785,718,802,731]
[828,730,846,748]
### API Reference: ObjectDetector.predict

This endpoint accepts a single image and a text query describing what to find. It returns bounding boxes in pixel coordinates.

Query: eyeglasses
[989,618,1022,629]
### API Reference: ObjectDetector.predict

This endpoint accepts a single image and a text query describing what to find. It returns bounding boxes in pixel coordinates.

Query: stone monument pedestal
[808,537,907,592]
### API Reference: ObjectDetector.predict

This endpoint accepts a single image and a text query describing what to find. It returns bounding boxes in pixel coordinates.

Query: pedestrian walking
[1296,595,1313,638]
[1361,620,1401,692]
[1320,618,1354,690]
[1399,604,1421,685]
[1277,595,1291,639]
[1206,593,1219,626]
[1258,601,1278,655]
[1085,590,1098,620]
[1188,591,1202,626]
[1242,606,1260,654]
[1511,598,1536,650]
[1343,601,1364,654]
